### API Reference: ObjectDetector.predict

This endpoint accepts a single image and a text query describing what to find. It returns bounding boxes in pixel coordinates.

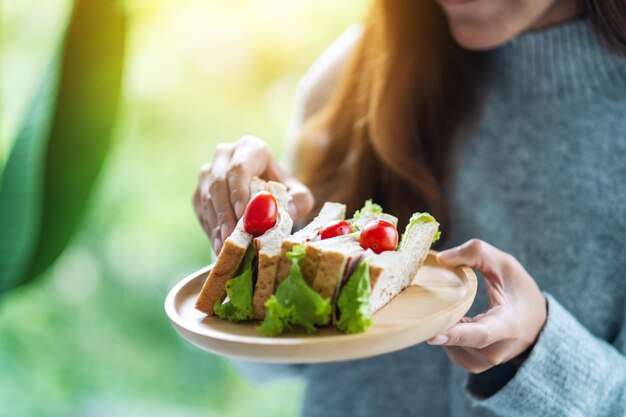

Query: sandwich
[195,177,293,318]
[257,202,439,336]
[304,200,398,298]
[196,190,440,337]
[255,201,346,319]
[195,178,347,320]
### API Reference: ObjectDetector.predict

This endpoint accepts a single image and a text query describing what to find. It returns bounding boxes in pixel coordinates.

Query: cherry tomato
[319,220,352,240]
[359,220,398,254]
[243,191,278,237]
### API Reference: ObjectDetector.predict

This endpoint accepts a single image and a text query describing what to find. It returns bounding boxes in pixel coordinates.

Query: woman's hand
[193,135,314,254]
[428,239,547,373]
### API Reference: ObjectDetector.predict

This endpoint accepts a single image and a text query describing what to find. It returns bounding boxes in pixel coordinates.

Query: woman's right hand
[193,135,315,255]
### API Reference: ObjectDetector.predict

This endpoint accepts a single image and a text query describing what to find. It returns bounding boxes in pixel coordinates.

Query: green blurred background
[0,1,363,416]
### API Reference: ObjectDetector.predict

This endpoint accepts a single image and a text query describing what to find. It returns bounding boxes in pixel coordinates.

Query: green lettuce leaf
[399,212,441,249]
[257,297,289,336]
[407,211,437,224]
[336,258,373,334]
[258,245,331,336]
[214,247,255,322]
[351,199,383,230]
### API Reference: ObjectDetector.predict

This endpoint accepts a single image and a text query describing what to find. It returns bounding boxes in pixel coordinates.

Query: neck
[527,0,585,32]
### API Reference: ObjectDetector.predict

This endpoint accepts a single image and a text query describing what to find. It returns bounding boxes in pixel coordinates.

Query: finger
[205,203,220,253]
[197,162,211,185]
[260,151,285,180]
[284,177,314,220]
[210,144,237,248]
[262,157,313,220]
[194,163,218,240]
[226,160,251,219]
[427,316,472,344]
[436,239,510,287]
[428,308,512,349]
[442,346,496,374]
[193,163,210,228]
[210,179,236,247]
[193,187,211,236]
[484,276,507,307]
[227,137,272,217]
[199,178,221,252]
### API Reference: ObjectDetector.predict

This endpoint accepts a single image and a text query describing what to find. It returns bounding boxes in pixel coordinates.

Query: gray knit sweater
[234,18,626,417]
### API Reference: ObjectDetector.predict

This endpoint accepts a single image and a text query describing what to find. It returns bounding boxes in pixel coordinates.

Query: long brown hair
[293,0,626,236]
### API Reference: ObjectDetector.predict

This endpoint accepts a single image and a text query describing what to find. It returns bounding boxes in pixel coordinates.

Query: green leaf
[0,0,126,294]
[0,59,60,294]
[258,245,331,336]
[399,212,440,249]
[258,297,291,336]
[407,212,437,224]
[336,258,373,334]
[214,247,256,322]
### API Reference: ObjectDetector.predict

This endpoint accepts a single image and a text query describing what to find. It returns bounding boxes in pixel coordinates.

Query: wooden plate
[165,250,477,363]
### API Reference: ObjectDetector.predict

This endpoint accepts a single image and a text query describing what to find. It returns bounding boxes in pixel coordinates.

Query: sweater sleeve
[465,293,626,417]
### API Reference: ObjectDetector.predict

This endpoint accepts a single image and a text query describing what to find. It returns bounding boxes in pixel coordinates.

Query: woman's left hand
[427,239,547,373]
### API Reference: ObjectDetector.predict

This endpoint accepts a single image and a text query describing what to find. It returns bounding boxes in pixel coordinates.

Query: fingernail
[234,201,244,218]
[438,248,459,260]
[427,334,449,345]
[220,223,231,241]
[213,239,222,255]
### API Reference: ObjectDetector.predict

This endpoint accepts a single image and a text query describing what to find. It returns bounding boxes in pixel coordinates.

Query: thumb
[264,158,314,220]
[285,178,314,220]
[436,239,508,289]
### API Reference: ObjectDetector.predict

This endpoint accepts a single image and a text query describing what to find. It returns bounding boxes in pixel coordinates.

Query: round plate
[165,250,477,363]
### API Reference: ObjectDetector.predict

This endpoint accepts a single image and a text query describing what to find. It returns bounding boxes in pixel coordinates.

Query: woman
[193,1,626,416]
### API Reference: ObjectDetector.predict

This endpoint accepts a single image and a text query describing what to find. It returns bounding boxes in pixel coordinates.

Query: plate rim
[164,250,477,347]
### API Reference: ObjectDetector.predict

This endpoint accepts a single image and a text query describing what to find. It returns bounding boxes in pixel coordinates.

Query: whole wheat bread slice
[309,236,363,299]
[300,236,349,286]
[307,211,398,300]
[251,182,292,319]
[275,202,346,285]
[194,177,267,315]
[368,220,438,313]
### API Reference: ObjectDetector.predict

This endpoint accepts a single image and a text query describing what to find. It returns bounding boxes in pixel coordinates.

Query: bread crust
[251,207,293,319]
[301,244,323,286]
[275,241,297,285]
[312,251,348,299]
[368,264,384,291]
[369,222,438,313]
[275,202,346,285]
[195,237,249,315]
[194,176,276,316]
[252,253,280,319]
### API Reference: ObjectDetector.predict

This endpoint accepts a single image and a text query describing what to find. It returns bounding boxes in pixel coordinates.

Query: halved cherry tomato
[243,191,278,237]
[319,220,352,240]
[359,220,398,254]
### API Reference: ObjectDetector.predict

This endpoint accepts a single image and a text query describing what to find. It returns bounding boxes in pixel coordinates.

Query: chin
[448,23,517,50]
[439,1,526,51]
